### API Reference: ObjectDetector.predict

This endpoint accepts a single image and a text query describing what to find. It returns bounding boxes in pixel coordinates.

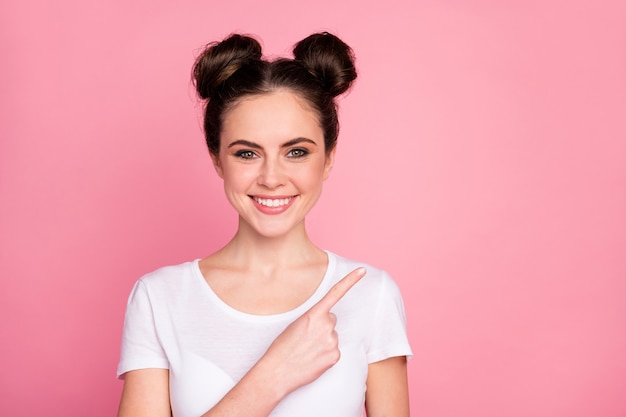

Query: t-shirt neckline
[192,250,336,322]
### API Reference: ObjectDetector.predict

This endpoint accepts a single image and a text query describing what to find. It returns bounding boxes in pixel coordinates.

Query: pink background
[1,1,625,416]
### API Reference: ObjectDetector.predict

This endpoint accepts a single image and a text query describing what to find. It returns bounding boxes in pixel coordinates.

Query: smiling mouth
[251,196,295,207]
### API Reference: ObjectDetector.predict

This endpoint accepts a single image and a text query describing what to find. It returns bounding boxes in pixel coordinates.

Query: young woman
[117,32,412,417]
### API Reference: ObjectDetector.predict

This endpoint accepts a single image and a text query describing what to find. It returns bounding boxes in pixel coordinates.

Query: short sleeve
[366,273,413,363]
[117,279,169,378]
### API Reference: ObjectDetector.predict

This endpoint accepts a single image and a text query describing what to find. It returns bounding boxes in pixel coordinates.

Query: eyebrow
[227,137,318,149]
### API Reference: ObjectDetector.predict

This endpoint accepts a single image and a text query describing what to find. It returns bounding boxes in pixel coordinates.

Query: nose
[257,157,285,189]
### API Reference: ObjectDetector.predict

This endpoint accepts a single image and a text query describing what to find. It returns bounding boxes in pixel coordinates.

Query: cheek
[221,161,246,188]
[223,169,255,189]
[296,165,328,190]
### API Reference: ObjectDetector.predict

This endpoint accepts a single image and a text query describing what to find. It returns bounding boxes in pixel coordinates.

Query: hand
[258,267,367,395]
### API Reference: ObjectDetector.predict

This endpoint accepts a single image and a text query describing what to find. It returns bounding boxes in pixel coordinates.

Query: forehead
[221,91,323,145]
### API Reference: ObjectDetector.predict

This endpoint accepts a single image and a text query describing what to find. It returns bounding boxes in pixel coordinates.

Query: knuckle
[323,332,337,348]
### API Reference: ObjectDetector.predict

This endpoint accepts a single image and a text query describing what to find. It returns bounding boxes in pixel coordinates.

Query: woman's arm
[118,369,171,417]
[365,356,410,417]
[117,361,286,417]
[117,365,283,417]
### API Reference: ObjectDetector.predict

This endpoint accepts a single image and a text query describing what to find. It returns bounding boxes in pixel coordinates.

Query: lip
[249,194,298,215]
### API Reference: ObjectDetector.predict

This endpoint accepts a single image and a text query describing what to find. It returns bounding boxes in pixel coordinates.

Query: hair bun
[293,32,357,97]
[193,34,262,100]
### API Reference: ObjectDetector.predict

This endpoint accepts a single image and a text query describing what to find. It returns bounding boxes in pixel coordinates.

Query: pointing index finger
[313,267,367,312]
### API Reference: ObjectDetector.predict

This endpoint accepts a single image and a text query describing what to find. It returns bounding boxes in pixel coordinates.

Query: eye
[234,150,257,160]
[287,148,309,158]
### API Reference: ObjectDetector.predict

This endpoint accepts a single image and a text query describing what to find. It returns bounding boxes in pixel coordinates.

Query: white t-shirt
[117,251,412,417]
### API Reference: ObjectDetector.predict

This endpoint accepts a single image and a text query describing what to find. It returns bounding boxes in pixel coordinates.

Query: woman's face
[213,90,334,238]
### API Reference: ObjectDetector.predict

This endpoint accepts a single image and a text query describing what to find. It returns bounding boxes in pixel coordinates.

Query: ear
[210,152,224,179]
[323,147,336,180]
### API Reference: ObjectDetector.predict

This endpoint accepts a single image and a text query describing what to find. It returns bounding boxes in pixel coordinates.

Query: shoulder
[325,252,411,358]
[328,251,394,285]
[139,260,197,282]
[326,251,402,302]
[130,260,201,299]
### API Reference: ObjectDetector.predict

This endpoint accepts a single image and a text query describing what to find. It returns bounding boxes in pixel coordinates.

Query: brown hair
[192,32,357,156]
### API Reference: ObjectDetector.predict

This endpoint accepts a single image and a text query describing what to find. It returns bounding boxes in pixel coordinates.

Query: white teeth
[254,197,292,207]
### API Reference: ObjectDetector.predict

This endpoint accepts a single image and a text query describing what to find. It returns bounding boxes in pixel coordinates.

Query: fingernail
[356,267,366,276]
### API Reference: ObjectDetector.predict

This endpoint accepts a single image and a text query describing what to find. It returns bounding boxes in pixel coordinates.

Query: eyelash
[287,148,309,158]
[233,150,257,160]
[233,148,309,160]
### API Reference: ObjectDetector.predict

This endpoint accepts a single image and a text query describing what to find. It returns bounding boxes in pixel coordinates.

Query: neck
[219,217,325,271]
